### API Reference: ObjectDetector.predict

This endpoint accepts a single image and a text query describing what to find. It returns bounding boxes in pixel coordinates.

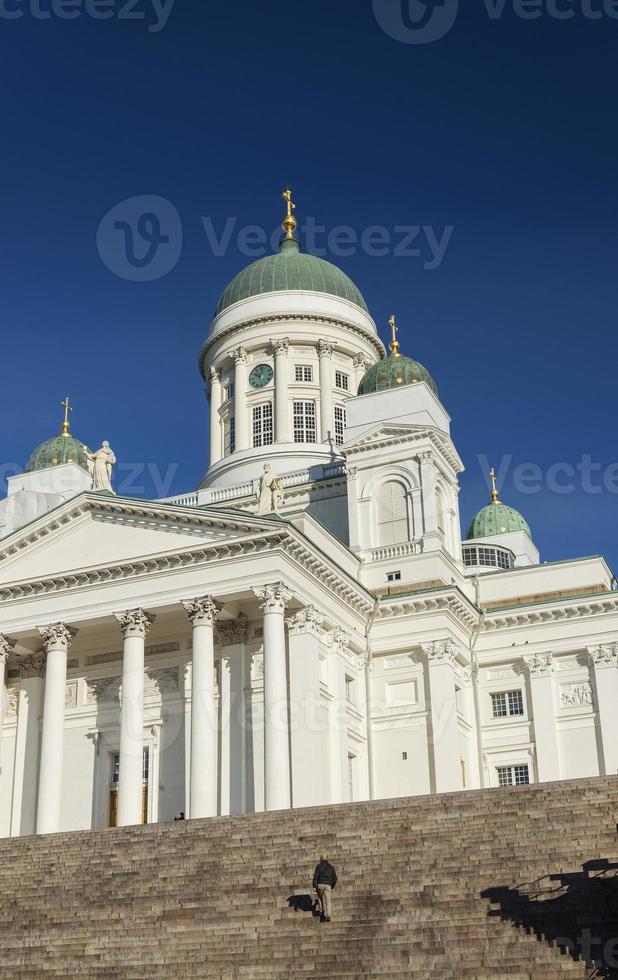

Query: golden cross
[61,396,72,435]
[282,188,298,241]
[388,315,401,358]
[490,467,499,503]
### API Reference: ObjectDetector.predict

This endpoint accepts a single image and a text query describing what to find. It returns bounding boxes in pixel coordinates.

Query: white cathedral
[1,193,617,839]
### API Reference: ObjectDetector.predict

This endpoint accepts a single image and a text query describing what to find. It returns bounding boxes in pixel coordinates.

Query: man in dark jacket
[312,853,337,922]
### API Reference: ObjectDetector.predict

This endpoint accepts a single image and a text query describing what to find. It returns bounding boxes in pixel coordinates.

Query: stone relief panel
[560,683,594,709]
[6,688,18,717]
[86,677,121,706]
[384,655,415,671]
[65,683,78,708]
[145,667,179,697]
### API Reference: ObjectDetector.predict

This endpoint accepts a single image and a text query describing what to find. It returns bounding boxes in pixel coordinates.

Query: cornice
[377,588,479,631]
[199,312,385,376]
[0,495,265,565]
[0,508,373,617]
[483,592,618,630]
[344,426,463,477]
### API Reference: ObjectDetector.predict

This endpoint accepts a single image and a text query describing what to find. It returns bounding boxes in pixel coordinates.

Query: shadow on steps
[287,894,321,917]
[482,858,618,977]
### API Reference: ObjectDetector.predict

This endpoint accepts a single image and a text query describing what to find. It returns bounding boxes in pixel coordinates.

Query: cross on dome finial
[60,396,72,436]
[490,466,500,504]
[282,188,298,242]
[388,315,401,358]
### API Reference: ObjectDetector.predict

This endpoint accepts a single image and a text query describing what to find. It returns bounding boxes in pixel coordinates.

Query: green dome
[358,354,438,397]
[27,433,89,473]
[466,501,531,541]
[215,239,368,316]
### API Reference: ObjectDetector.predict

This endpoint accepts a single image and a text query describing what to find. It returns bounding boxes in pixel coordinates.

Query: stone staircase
[0,776,616,978]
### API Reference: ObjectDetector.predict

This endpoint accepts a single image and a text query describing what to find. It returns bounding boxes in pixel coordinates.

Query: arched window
[376,481,409,546]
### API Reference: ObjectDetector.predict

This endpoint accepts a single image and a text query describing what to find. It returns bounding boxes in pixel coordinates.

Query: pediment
[343,424,464,473]
[0,494,279,586]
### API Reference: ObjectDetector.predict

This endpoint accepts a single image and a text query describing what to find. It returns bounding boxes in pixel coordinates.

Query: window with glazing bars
[334,405,346,446]
[491,690,524,718]
[295,365,313,382]
[224,416,235,455]
[335,371,349,391]
[293,401,317,443]
[497,764,529,786]
[252,403,273,447]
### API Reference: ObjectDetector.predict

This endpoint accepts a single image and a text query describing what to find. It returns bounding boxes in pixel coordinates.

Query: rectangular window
[491,690,524,719]
[111,748,149,786]
[295,365,313,383]
[224,416,235,455]
[334,405,346,446]
[386,571,402,583]
[293,401,317,443]
[345,674,355,704]
[252,403,273,447]
[225,384,234,401]
[335,371,349,391]
[497,764,530,787]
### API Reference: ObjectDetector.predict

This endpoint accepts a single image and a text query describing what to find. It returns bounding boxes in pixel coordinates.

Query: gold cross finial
[388,315,401,358]
[490,466,499,504]
[60,396,72,436]
[282,188,298,241]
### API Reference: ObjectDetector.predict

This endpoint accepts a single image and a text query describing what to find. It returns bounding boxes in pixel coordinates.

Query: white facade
[1,236,617,838]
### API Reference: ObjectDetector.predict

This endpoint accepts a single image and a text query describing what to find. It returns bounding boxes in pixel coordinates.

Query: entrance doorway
[109,748,149,827]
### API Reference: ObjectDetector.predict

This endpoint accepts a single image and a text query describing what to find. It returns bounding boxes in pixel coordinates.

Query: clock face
[249,363,274,389]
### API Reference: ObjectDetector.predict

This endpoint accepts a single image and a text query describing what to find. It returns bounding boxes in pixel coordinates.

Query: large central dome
[215,239,369,317]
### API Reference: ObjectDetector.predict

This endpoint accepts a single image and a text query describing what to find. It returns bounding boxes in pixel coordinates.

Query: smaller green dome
[467,501,531,541]
[27,433,89,473]
[358,354,438,397]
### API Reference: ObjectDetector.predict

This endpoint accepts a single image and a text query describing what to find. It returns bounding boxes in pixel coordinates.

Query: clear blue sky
[1,0,616,569]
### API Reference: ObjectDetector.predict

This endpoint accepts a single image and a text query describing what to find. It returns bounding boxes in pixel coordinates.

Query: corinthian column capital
[286,605,325,638]
[318,340,333,358]
[183,596,222,628]
[523,652,554,678]
[115,609,154,639]
[271,337,290,356]
[588,644,618,669]
[0,635,15,665]
[38,623,75,654]
[254,582,292,615]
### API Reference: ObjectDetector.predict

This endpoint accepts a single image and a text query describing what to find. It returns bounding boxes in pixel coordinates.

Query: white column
[254,583,291,811]
[524,653,560,782]
[328,628,349,804]
[115,609,153,827]
[36,623,74,835]
[589,645,618,776]
[0,635,13,741]
[209,367,223,466]
[233,347,249,452]
[286,607,329,808]
[424,642,462,793]
[184,596,221,819]
[217,618,248,816]
[318,340,334,443]
[11,654,45,837]
[272,338,289,443]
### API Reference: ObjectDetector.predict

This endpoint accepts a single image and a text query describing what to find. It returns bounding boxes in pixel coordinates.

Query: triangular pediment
[0,493,280,586]
[343,424,464,473]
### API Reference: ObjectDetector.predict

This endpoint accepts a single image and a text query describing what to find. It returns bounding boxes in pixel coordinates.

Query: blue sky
[1,0,616,569]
